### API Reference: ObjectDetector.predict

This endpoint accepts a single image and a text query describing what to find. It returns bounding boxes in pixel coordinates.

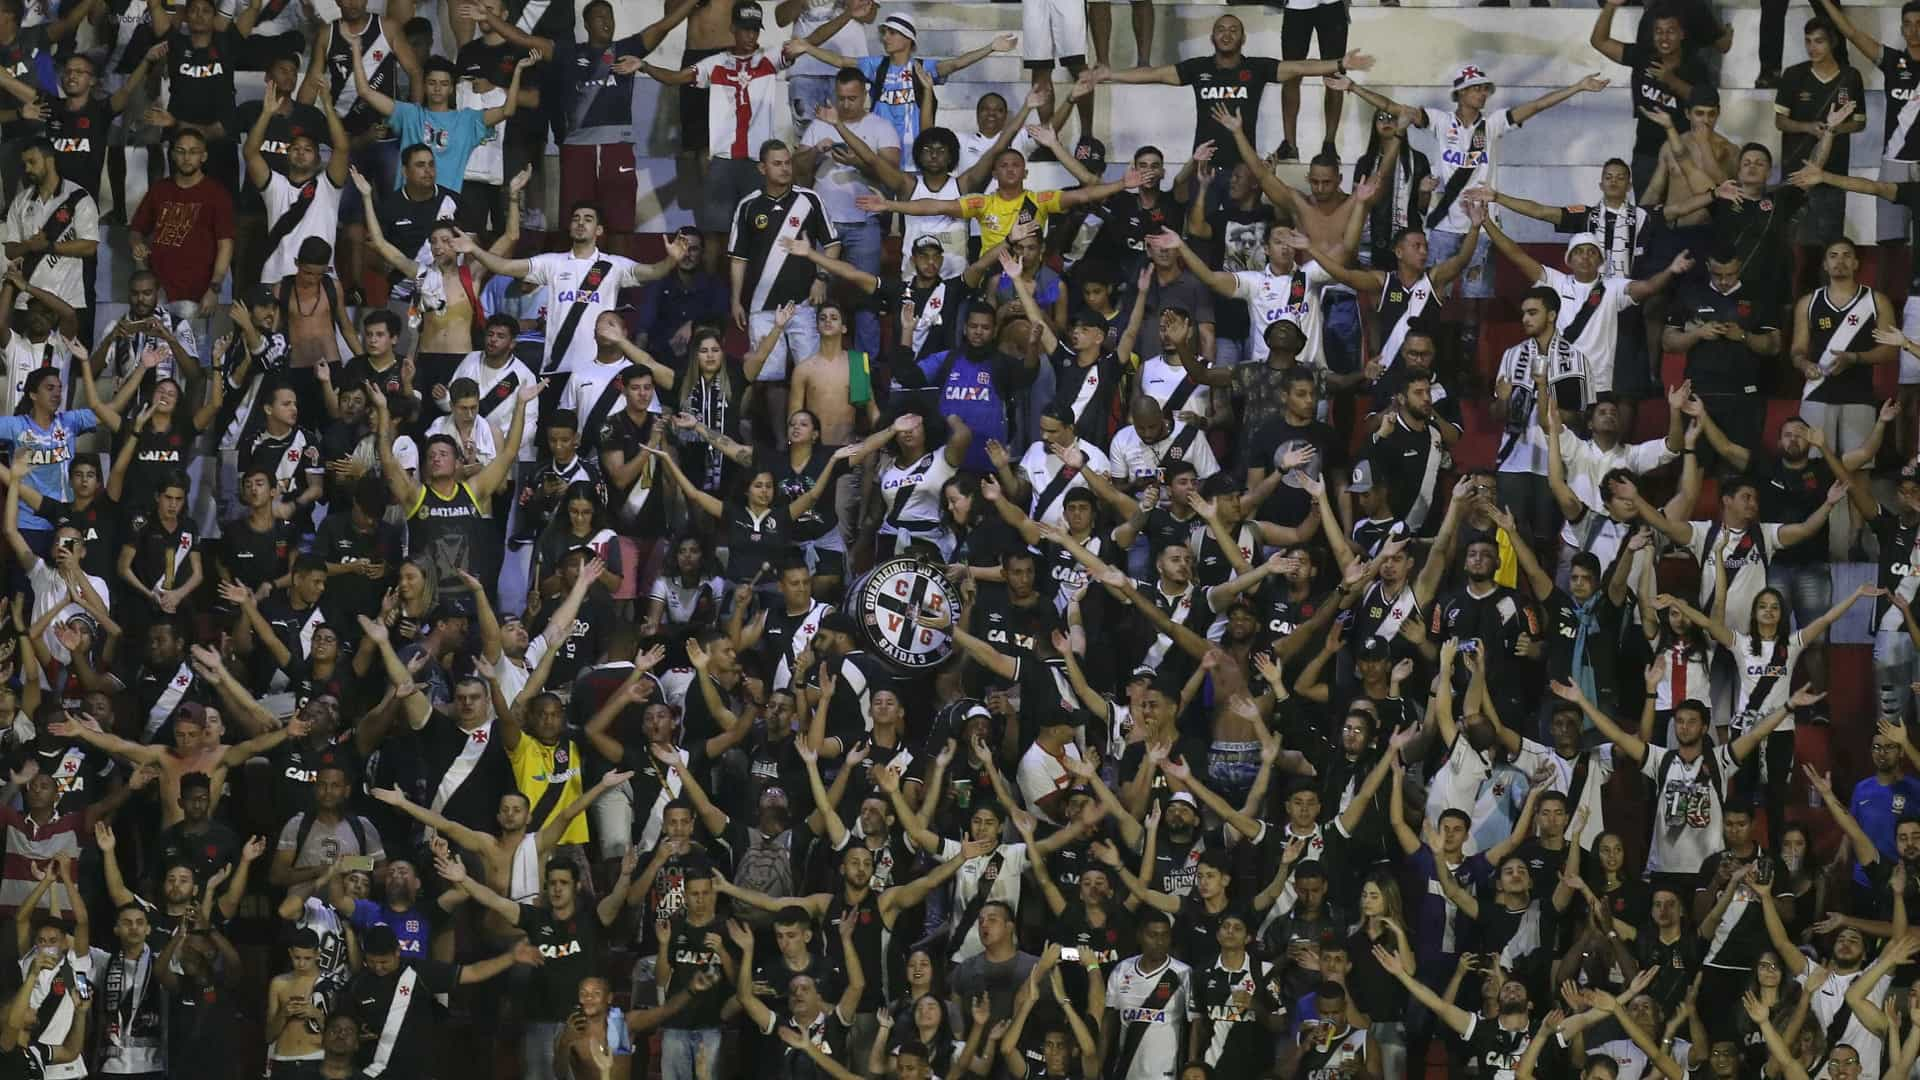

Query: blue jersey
[856,55,942,157]
[1852,775,1920,885]
[388,103,491,194]
[918,350,1008,474]
[0,409,96,531]
[352,900,431,959]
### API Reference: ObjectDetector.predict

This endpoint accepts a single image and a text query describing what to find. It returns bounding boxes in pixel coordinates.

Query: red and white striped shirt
[0,805,85,917]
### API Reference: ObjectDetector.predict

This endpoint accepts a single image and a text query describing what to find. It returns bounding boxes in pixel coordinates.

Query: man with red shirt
[128,129,235,333]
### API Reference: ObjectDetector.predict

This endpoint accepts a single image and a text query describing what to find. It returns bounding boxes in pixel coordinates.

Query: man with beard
[97,829,201,954]
[90,271,200,417]
[1747,859,1895,1075]
[1376,945,1538,1080]
[1808,767,1920,922]
[271,764,384,889]
[1585,685,1815,891]
[126,126,233,330]
[723,816,987,1011]
[4,138,96,341]
[1430,537,1538,721]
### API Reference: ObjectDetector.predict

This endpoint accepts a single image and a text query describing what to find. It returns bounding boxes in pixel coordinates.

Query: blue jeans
[522,1020,564,1080]
[834,218,884,355]
[1426,227,1494,299]
[660,1027,723,1080]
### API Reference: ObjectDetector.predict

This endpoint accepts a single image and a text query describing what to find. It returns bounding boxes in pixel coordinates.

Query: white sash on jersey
[151,530,193,593]
[507,832,540,903]
[362,965,419,1077]
[1407,421,1443,531]
[430,718,495,815]
[143,663,193,739]
[637,750,686,851]
[296,606,325,660]
[273,429,309,492]
[1373,584,1418,642]
[1379,274,1434,366]
[772,601,831,690]
[1143,585,1194,669]
[1805,286,1873,399]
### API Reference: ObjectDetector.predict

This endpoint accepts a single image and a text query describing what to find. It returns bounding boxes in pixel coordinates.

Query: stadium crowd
[0,0,1919,1075]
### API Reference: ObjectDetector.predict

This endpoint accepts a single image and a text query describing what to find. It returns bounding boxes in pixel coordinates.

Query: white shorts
[1021,0,1087,67]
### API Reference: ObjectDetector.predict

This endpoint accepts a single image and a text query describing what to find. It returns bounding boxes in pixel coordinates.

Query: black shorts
[1281,2,1349,61]
[679,46,728,153]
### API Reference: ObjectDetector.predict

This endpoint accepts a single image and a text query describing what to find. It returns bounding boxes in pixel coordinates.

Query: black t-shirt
[1201,201,1276,339]
[123,418,201,512]
[164,27,244,128]
[218,513,293,594]
[314,511,402,630]
[374,185,462,274]
[45,96,114,197]
[344,960,459,1075]
[1083,189,1187,270]
[1776,62,1863,173]
[1756,454,1836,565]
[1695,851,1790,969]
[1622,42,1708,156]
[1711,186,1806,292]
[1248,417,1342,526]
[457,37,529,93]
[518,902,607,1022]
[1462,1014,1533,1079]
[0,26,48,141]
[546,587,614,689]
[341,354,407,402]
[1879,46,1920,162]
[661,913,734,1028]
[157,820,240,884]
[1048,343,1123,447]
[1177,55,1282,168]
[1669,278,1776,395]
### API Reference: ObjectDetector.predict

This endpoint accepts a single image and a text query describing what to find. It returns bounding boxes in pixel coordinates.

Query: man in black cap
[342,923,537,1077]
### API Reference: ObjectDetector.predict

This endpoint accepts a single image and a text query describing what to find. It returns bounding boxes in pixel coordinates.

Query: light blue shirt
[389,103,491,194]
[0,409,97,531]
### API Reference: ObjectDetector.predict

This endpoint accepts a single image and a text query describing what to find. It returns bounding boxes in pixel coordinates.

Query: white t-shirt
[1231,261,1334,366]
[1417,105,1517,235]
[1686,520,1784,630]
[521,250,650,376]
[1514,739,1615,848]
[691,50,785,161]
[1730,630,1805,732]
[4,180,96,310]
[1015,741,1083,825]
[1539,267,1636,394]
[924,839,1029,962]
[1105,955,1193,1080]
[1137,354,1211,420]
[1803,969,1890,1078]
[1640,744,1739,874]
[1107,421,1221,487]
[1,333,72,417]
[24,945,106,1079]
[800,111,900,223]
[28,558,108,673]
[439,352,542,462]
[787,0,869,78]
[1018,439,1113,529]
[455,80,506,185]
[261,172,345,285]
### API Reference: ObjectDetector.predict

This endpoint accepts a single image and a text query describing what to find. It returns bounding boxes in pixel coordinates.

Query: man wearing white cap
[1482,223,1695,398]
[1335,65,1609,354]
[784,12,1016,157]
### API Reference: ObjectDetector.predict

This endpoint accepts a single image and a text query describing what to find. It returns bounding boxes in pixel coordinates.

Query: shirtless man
[368,774,635,935]
[349,164,530,367]
[283,238,362,373]
[1217,102,1386,373]
[265,929,327,1074]
[49,704,306,828]
[789,300,870,447]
